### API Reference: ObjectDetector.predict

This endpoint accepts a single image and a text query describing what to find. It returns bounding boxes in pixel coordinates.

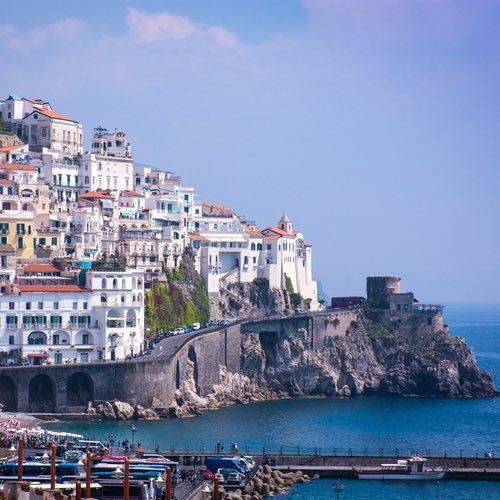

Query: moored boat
[357,456,445,480]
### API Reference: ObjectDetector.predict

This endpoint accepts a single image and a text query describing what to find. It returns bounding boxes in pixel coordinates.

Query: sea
[47,303,500,499]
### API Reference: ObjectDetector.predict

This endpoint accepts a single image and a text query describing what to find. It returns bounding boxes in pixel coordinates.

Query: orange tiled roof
[0,179,16,184]
[80,191,115,200]
[263,227,295,237]
[26,108,78,123]
[22,264,60,273]
[245,229,262,237]
[201,203,235,217]
[0,163,38,172]
[0,144,28,152]
[17,285,87,293]
[121,190,144,198]
[188,233,210,242]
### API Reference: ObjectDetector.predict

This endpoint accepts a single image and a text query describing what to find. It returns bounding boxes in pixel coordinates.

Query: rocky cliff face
[211,280,288,320]
[168,310,495,417]
[239,313,496,398]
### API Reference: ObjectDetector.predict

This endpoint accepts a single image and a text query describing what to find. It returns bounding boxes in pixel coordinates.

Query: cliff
[168,309,495,417]
[210,279,288,320]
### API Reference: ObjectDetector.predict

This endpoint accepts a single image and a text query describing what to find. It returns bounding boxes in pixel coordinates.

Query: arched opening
[0,375,17,412]
[28,331,47,345]
[175,360,180,390]
[29,374,55,413]
[107,309,124,328]
[187,345,199,394]
[67,372,94,407]
[126,310,136,327]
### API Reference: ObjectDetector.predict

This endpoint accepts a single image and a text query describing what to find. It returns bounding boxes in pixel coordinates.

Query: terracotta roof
[0,179,16,184]
[0,144,28,152]
[22,98,47,105]
[22,264,60,273]
[25,108,78,123]
[0,163,38,172]
[201,203,235,218]
[263,227,295,237]
[121,190,144,198]
[80,191,115,200]
[16,285,87,293]
[188,233,210,242]
[0,244,15,252]
[245,229,262,237]
[263,235,280,240]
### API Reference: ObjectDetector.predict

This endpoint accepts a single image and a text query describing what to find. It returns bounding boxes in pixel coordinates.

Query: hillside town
[0,93,318,366]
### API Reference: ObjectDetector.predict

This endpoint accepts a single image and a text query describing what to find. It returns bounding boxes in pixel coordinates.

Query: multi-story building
[0,263,145,364]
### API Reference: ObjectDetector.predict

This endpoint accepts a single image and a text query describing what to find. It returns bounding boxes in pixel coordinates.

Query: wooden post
[166,466,171,499]
[76,480,82,500]
[86,450,91,499]
[213,475,219,500]
[124,458,130,500]
[17,438,23,482]
[51,442,56,490]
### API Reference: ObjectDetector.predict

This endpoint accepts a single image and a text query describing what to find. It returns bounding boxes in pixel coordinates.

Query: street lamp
[114,467,122,479]
[130,425,138,451]
[331,480,344,500]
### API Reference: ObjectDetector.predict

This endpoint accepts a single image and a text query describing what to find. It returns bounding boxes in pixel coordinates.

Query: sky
[1,0,499,302]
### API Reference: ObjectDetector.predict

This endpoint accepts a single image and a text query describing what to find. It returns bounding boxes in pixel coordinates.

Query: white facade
[0,267,145,364]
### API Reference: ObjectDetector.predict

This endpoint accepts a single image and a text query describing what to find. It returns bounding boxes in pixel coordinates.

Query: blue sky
[1,0,499,302]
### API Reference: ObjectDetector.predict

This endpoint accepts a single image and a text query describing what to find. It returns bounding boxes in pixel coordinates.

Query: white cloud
[125,7,237,48]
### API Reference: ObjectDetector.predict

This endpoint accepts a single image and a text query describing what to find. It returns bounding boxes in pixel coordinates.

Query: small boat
[356,456,445,480]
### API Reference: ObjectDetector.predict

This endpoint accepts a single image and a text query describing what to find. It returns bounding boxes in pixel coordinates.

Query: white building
[80,128,133,194]
[0,265,145,364]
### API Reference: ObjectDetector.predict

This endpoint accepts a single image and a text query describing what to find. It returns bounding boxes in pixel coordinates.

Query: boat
[356,456,445,480]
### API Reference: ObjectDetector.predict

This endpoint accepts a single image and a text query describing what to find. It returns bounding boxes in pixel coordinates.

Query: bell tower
[278,213,293,233]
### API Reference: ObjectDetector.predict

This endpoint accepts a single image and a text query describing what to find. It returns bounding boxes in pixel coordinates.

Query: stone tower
[278,213,293,233]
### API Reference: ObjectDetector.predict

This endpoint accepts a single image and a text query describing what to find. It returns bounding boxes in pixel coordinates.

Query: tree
[290,293,303,308]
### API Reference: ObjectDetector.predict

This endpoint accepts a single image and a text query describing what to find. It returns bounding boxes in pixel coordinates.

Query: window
[38,301,43,310]
[80,353,89,363]
[82,334,89,345]
[33,113,38,119]
[267,244,271,250]
[253,257,257,264]
[404,304,409,311]
[53,334,60,345]
[72,302,78,310]
[54,353,62,365]
[9,302,14,310]
[9,335,14,345]
[6,316,17,328]
[83,302,88,310]
[51,237,57,246]
[18,237,24,249]
[53,301,59,310]
[26,302,32,310]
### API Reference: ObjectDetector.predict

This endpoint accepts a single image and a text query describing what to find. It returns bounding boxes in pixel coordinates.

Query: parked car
[226,471,245,484]
[294,308,307,315]
[192,322,201,331]
[174,327,184,335]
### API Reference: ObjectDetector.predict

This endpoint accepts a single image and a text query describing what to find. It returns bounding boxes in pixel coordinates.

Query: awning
[200,234,247,243]
[28,353,48,358]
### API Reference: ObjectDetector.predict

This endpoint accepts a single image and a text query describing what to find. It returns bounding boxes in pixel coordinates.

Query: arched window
[101,293,107,304]
[112,278,118,289]
[132,277,137,288]
[251,243,256,251]
[102,278,107,289]
[121,294,126,304]
[137,293,143,303]
[122,278,126,289]
[138,278,143,288]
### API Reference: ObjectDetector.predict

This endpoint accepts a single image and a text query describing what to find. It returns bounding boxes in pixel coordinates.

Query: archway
[67,372,94,407]
[175,360,180,390]
[29,374,55,413]
[187,346,199,394]
[0,375,17,412]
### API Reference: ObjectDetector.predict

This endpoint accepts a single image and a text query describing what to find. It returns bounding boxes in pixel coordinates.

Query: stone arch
[0,375,17,412]
[175,360,180,390]
[28,331,47,345]
[187,345,200,394]
[29,374,55,413]
[126,310,136,327]
[66,372,94,407]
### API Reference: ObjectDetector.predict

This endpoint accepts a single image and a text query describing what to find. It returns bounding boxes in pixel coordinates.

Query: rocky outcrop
[167,310,496,417]
[212,280,288,320]
[238,313,496,399]
[0,134,22,148]
[88,401,159,420]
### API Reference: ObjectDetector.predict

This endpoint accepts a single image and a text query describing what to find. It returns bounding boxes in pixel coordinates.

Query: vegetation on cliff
[145,249,210,335]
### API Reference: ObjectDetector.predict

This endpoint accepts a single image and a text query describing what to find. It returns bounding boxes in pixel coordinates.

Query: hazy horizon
[2,0,499,302]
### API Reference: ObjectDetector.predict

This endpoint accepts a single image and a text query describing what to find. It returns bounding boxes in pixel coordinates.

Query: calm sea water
[47,303,500,498]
